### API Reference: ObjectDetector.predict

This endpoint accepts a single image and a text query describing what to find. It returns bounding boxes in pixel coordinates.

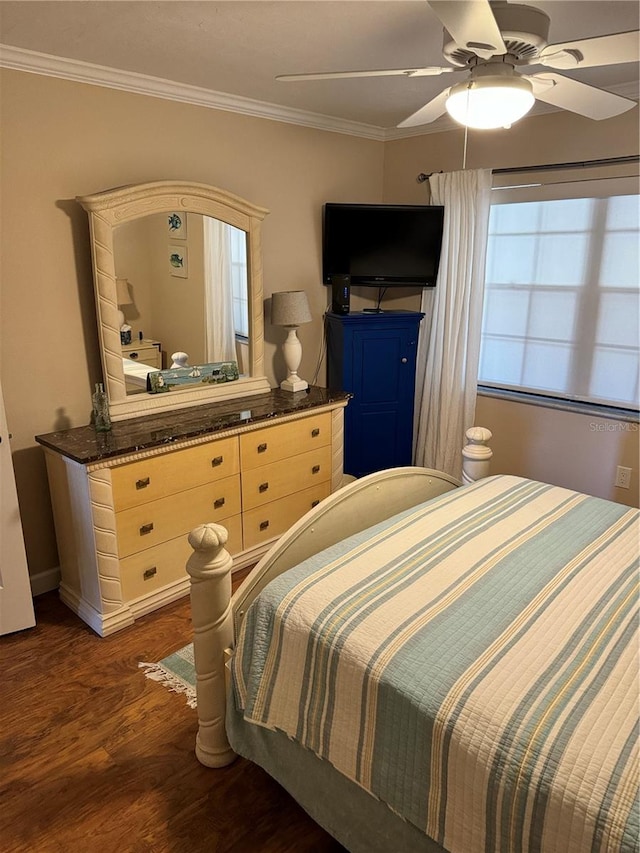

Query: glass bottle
[92,383,111,432]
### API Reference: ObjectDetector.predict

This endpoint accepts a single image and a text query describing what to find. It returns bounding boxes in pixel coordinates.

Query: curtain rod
[416,155,640,183]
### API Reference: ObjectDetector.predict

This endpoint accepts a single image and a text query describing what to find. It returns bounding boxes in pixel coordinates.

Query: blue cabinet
[326,311,424,477]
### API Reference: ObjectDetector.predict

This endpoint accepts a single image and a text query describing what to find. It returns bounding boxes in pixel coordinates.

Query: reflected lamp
[116,277,132,326]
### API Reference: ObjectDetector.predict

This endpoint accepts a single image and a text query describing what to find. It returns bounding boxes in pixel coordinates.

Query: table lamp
[271,290,312,392]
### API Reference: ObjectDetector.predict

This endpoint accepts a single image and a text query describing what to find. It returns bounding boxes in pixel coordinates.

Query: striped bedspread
[232,475,639,853]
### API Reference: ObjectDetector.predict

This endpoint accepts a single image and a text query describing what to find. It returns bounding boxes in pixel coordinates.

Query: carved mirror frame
[77,181,271,421]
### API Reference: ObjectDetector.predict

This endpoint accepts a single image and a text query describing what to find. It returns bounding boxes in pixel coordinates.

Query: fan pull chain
[461,85,470,170]
[463,123,469,170]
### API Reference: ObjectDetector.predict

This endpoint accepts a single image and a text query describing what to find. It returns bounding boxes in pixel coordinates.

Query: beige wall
[0,69,384,578]
[1,68,638,582]
[383,108,640,509]
[151,212,207,365]
[476,395,639,508]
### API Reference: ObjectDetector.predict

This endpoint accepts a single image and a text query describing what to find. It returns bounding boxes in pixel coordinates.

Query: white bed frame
[186,427,493,768]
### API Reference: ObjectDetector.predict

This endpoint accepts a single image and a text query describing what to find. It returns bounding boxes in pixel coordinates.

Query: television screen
[323,203,445,287]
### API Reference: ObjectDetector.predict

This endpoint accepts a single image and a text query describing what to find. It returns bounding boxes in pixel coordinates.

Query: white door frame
[0,380,36,634]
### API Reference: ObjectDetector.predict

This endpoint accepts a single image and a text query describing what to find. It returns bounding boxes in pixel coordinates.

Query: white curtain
[203,218,237,364]
[413,168,492,479]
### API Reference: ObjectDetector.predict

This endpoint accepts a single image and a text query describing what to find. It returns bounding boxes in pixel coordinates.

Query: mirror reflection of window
[203,219,249,365]
[230,226,249,340]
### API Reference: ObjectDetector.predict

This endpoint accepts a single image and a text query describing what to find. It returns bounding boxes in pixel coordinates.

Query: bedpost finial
[465,426,492,445]
[188,523,229,552]
[462,426,493,485]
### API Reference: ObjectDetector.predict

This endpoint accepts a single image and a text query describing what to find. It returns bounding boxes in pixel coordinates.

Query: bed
[185,446,639,853]
[122,356,151,393]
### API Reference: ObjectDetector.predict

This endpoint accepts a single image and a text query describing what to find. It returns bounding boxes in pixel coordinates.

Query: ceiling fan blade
[397,89,450,128]
[539,30,640,69]
[530,73,637,120]
[427,0,506,59]
[276,66,456,82]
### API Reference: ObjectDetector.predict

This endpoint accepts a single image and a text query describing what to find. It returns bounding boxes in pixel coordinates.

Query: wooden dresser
[36,388,349,636]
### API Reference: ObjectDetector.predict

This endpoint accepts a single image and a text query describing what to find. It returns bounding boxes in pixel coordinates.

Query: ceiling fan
[276,0,639,129]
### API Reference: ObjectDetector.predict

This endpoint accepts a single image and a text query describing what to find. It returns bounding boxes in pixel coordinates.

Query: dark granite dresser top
[35,386,350,465]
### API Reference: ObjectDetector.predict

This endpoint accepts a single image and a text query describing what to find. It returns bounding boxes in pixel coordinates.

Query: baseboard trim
[30,566,61,597]
[59,583,135,636]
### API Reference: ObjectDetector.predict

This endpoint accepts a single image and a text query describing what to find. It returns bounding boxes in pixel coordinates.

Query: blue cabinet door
[326,312,423,477]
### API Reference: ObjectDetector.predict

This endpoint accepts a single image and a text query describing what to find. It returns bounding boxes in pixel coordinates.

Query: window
[228,225,249,339]
[479,181,639,411]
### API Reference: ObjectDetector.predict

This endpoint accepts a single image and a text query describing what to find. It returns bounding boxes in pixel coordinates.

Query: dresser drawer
[242,445,332,510]
[243,483,331,549]
[122,344,161,369]
[111,436,239,510]
[115,474,241,558]
[240,412,331,471]
[119,514,242,602]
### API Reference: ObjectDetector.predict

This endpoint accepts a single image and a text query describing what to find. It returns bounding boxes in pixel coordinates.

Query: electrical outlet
[615,466,632,489]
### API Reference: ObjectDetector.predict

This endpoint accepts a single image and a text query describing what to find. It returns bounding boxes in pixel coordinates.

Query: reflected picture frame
[169,245,188,278]
[167,211,187,239]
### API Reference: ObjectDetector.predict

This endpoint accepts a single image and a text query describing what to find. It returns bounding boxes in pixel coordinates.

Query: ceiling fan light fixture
[445,74,535,130]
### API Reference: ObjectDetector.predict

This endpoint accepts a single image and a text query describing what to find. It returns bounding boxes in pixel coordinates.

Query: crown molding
[1,45,636,142]
[0,44,387,141]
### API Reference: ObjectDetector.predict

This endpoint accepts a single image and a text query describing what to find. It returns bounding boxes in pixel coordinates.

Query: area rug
[139,644,197,707]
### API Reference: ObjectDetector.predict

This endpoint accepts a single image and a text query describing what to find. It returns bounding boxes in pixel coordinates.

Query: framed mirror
[78,181,271,421]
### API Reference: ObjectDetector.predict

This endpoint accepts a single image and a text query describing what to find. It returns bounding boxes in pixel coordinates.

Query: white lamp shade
[271,290,312,327]
[446,75,535,130]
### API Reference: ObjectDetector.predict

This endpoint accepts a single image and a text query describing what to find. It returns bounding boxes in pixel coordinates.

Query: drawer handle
[259,482,269,493]
[311,499,320,508]
[139,523,154,535]
[136,477,150,490]
[259,520,270,531]
[312,465,321,474]
[213,497,226,509]
[257,442,268,453]
[311,428,320,437]
[129,352,139,360]
[211,455,223,467]
[143,566,157,581]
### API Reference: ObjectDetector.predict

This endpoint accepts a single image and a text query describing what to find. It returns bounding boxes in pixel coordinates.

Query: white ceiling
[0,1,638,135]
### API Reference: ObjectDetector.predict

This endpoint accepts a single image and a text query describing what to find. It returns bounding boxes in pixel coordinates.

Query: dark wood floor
[1,576,345,853]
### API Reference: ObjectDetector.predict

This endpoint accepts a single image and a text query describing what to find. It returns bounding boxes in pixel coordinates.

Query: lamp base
[280,376,309,393]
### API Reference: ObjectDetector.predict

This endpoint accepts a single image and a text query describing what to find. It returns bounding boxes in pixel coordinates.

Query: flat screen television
[323,203,445,288]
